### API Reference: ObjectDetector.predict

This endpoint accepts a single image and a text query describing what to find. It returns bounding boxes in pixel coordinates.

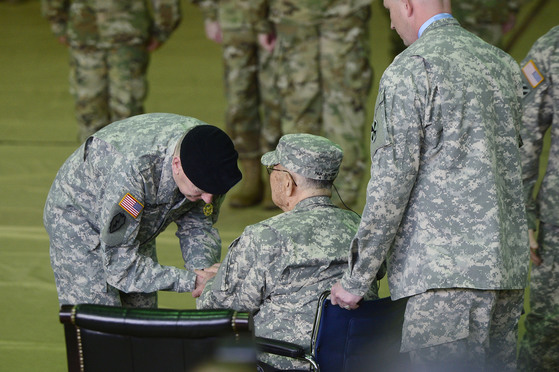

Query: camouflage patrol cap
[180,125,242,195]
[261,134,343,181]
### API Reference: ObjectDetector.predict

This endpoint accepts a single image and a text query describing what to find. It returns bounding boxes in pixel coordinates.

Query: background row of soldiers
[41,0,533,210]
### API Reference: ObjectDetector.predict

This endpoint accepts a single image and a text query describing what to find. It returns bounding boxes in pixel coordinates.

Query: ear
[402,0,413,17]
[172,156,181,175]
[284,175,297,197]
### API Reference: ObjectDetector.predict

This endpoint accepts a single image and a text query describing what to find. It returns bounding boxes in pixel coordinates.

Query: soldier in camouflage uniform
[193,0,281,209]
[331,1,529,370]
[197,134,382,370]
[517,25,559,372]
[252,0,374,207]
[44,113,241,308]
[41,0,181,142]
[388,0,529,56]
[451,0,528,47]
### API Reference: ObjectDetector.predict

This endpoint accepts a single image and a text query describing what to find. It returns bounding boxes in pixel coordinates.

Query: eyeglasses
[266,165,298,187]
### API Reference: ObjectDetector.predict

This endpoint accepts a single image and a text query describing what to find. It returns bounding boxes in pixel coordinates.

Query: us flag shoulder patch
[119,193,144,218]
[522,60,544,88]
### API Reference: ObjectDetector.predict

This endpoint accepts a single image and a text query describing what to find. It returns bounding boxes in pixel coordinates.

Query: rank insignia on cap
[203,203,213,217]
[522,60,544,88]
[119,193,144,218]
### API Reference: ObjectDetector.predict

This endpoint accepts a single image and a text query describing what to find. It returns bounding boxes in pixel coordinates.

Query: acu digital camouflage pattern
[193,0,281,159]
[403,288,524,371]
[41,0,182,141]
[251,0,374,203]
[341,17,528,305]
[261,133,343,181]
[68,45,150,141]
[197,196,378,370]
[517,25,559,372]
[44,113,223,307]
[452,0,530,47]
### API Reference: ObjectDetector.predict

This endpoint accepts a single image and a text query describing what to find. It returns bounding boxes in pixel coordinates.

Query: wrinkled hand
[192,266,218,298]
[204,263,221,274]
[330,282,362,310]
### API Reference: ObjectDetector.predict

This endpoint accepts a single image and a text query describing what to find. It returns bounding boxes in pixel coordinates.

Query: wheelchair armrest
[255,336,306,359]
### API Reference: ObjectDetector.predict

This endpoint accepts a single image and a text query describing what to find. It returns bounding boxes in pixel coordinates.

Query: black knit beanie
[180,125,242,195]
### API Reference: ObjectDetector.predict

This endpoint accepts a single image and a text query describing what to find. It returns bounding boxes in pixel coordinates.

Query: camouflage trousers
[272,6,373,203]
[517,222,559,371]
[69,44,149,142]
[222,28,281,160]
[401,288,524,372]
[45,201,156,308]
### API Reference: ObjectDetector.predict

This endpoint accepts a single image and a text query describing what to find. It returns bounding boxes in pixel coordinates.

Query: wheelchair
[256,291,409,372]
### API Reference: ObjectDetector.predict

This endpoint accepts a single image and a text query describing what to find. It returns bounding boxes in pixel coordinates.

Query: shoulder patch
[109,212,126,233]
[522,60,544,89]
[119,193,144,218]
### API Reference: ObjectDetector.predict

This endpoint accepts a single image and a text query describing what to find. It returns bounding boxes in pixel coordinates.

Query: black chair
[256,291,409,372]
[59,304,255,372]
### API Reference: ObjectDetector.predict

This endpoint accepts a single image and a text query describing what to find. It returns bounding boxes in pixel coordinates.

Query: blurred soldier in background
[451,0,529,47]
[253,0,374,207]
[193,0,281,209]
[517,25,559,372]
[41,0,182,142]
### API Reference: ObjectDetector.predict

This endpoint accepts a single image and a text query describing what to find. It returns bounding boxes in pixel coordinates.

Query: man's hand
[204,20,222,43]
[192,265,219,298]
[330,282,363,310]
[258,33,276,53]
[147,37,162,52]
[57,35,69,46]
[529,229,542,266]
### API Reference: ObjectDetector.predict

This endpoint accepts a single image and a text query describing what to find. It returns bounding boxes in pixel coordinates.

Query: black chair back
[60,304,254,372]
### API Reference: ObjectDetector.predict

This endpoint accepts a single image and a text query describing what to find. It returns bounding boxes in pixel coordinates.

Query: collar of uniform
[293,195,334,211]
[157,139,181,204]
[418,13,453,38]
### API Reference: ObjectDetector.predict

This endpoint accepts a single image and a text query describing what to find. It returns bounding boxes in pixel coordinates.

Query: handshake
[192,263,221,298]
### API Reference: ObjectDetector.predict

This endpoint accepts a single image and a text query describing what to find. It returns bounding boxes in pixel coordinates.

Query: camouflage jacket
[520,26,559,229]
[41,0,181,48]
[197,196,369,370]
[191,0,259,30]
[250,0,372,33]
[452,0,529,26]
[44,113,223,295]
[341,18,529,300]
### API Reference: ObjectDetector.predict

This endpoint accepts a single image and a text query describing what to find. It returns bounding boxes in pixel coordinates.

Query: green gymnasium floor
[0,1,557,370]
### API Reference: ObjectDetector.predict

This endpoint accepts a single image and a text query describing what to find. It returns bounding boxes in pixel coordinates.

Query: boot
[229,158,264,208]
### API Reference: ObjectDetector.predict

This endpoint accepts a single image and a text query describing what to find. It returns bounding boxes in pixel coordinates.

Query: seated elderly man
[197,133,382,370]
